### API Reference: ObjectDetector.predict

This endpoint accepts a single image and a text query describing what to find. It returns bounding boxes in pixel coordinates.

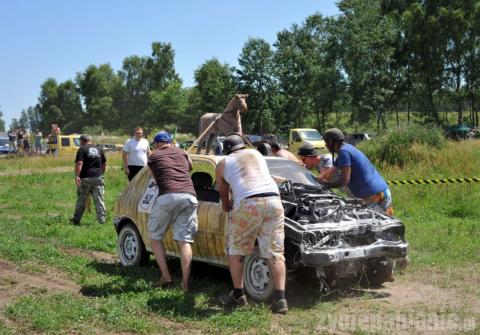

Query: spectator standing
[23,130,31,154]
[70,134,107,225]
[35,130,43,154]
[7,129,16,153]
[16,129,24,154]
[147,131,198,292]
[215,134,288,314]
[123,127,151,181]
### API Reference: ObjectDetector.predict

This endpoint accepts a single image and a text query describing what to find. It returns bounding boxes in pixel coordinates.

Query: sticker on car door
[138,177,158,213]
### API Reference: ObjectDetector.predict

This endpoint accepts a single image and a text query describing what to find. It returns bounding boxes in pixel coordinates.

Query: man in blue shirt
[318,128,393,215]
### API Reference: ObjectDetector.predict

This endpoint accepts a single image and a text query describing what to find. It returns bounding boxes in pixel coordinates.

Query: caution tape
[387,177,480,185]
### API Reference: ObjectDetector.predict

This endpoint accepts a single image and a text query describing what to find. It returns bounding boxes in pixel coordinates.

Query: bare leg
[150,239,172,283]
[177,241,193,291]
[228,255,245,288]
[268,259,286,290]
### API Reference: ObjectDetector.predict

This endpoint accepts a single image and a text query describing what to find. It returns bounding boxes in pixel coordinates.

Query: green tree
[338,0,397,129]
[76,64,120,130]
[237,38,279,133]
[194,58,237,115]
[37,78,62,133]
[0,108,5,132]
[274,23,315,128]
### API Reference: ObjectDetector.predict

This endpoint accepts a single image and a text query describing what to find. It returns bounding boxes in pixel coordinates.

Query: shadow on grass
[81,258,391,312]
[146,293,219,319]
[80,258,231,299]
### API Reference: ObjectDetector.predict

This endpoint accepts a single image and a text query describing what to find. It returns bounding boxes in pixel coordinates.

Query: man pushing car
[215,134,288,314]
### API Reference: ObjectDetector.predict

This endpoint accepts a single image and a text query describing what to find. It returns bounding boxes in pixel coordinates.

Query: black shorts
[128,165,144,181]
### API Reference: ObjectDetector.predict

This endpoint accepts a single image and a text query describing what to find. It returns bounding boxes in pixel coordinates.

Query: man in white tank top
[215,134,288,314]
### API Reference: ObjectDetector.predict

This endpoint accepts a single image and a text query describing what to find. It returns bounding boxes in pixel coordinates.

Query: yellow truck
[47,134,81,155]
[288,128,326,156]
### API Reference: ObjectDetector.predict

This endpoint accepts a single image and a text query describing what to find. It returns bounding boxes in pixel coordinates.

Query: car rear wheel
[243,247,275,302]
[117,222,149,266]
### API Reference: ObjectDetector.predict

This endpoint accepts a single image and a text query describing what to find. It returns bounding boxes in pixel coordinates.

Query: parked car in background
[212,136,225,155]
[345,132,375,146]
[288,128,326,156]
[444,124,472,140]
[114,154,408,301]
[47,134,81,155]
[0,134,10,155]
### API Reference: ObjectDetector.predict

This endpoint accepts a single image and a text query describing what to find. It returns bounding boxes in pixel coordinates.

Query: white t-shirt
[123,138,150,166]
[223,149,279,208]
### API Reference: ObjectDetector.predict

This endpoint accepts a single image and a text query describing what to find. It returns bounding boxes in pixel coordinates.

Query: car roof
[190,153,285,165]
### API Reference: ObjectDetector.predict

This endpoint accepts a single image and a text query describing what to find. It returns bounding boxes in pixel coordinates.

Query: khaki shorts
[147,193,198,242]
[227,196,285,261]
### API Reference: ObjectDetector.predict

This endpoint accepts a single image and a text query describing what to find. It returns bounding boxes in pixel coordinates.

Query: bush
[358,125,446,167]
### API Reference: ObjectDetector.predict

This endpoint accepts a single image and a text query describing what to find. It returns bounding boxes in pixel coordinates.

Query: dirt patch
[58,246,118,264]
[312,269,480,334]
[0,259,80,309]
[381,268,480,313]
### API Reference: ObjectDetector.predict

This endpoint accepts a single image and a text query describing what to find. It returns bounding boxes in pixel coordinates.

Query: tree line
[7,0,480,137]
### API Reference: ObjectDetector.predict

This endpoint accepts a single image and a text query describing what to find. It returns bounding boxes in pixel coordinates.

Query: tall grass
[358,125,446,167]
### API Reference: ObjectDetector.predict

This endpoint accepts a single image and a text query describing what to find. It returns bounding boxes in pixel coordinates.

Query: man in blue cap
[147,131,198,292]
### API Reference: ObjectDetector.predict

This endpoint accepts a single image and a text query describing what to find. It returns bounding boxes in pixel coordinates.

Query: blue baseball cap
[153,131,172,143]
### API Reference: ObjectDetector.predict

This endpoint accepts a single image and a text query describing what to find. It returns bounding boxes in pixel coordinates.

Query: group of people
[70,126,392,315]
[7,128,44,154]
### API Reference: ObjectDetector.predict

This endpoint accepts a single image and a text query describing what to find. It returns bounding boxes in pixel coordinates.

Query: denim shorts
[147,193,198,242]
[367,188,393,215]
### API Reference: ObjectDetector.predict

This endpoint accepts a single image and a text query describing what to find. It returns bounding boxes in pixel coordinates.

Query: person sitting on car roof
[318,128,393,215]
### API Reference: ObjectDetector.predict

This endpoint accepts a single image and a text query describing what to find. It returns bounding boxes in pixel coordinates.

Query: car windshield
[298,130,323,141]
[217,137,225,143]
[73,138,81,146]
[266,159,320,186]
[246,135,262,142]
[0,138,8,146]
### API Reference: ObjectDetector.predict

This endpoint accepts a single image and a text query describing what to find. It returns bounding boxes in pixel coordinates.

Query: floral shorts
[227,196,285,261]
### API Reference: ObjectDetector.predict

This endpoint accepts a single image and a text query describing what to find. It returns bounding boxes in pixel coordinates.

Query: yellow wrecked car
[114,154,408,301]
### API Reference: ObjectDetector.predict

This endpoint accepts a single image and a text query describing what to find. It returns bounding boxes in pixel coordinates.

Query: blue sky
[0,1,338,127]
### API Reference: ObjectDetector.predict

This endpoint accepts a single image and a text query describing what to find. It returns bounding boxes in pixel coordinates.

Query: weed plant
[358,125,446,167]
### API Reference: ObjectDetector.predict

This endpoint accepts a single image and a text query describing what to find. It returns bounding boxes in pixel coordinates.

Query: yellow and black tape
[387,177,480,185]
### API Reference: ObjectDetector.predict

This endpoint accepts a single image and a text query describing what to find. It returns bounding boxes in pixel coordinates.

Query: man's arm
[101,151,107,174]
[122,150,129,176]
[186,154,193,171]
[75,161,83,186]
[318,166,351,188]
[215,159,231,212]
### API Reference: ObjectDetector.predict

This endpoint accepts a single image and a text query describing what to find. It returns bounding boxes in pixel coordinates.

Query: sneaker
[219,291,248,307]
[271,298,288,314]
[69,218,79,226]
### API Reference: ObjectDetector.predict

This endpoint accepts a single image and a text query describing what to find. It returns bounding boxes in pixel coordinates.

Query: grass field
[0,141,479,334]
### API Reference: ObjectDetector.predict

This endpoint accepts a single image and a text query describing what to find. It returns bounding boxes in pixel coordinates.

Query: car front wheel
[117,222,149,266]
[243,247,275,302]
